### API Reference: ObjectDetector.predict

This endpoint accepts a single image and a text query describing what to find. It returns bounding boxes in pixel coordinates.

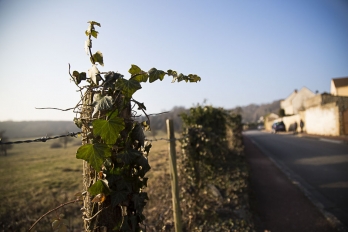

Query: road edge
[248,136,348,232]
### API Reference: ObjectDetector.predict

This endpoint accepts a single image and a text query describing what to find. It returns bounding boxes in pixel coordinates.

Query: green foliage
[148,68,166,83]
[92,51,104,66]
[180,106,231,187]
[115,78,142,99]
[70,21,201,231]
[76,143,111,172]
[179,105,252,230]
[93,111,125,144]
[88,180,111,196]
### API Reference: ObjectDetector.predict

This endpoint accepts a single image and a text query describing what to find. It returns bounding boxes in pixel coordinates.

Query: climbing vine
[67,21,200,231]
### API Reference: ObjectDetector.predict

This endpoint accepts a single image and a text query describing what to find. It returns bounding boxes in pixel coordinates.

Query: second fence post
[166,119,182,232]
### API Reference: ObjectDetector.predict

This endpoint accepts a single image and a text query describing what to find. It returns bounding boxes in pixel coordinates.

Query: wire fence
[0,132,81,145]
[0,131,187,145]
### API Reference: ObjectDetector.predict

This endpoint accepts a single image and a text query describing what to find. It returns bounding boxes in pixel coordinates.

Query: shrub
[50,142,62,149]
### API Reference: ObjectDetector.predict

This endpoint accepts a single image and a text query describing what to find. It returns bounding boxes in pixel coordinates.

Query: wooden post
[166,119,182,232]
[81,89,94,231]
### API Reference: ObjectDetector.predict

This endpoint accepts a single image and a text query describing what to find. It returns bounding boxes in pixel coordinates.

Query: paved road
[244,130,348,230]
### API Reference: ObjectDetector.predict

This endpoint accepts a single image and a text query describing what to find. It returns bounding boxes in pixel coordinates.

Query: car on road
[272,121,286,133]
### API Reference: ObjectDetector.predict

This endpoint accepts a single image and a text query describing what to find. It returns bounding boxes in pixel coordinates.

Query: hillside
[229,99,282,123]
[0,100,281,139]
[0,121,78,139]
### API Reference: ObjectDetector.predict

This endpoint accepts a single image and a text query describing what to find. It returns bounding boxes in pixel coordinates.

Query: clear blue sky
[1,0,347,121]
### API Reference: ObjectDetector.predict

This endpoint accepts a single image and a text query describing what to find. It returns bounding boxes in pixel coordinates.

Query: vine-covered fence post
[166,119,182,232]
[69,21,200,231]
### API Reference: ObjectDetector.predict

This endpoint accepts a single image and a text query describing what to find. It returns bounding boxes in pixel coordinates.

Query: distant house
[331,77,348,96]
[280,87,316,115]
[269,79,348,136]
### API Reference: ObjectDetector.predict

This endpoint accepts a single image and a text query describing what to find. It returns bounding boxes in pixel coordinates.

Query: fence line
[0,132,81,145]
[0,132,187,145]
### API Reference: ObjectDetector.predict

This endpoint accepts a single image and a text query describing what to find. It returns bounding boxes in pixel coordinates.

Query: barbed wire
[0,132,187,145]
[0,132,81,145]
[145,136,188,142]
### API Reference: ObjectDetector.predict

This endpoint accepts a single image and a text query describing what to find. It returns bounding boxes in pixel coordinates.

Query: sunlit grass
[0,137,83,231]
[0,132,173,231]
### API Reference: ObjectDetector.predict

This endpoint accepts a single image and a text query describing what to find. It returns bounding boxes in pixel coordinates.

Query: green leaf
[167,69,176,77]
[88,64,101,85]
[117,149,141,164]
[103,72,122,90]
[93,51,104,66]
[115,176,132,192]
[72,71,79,78]
[72,71,86,84]
[130,123,145,147]
[131,73,148,83]
[188,74,201,82]
[88,21,101,27]
[109,167,122,175]
[177,73,186,82]
[128,64,142,75]
[92,94,114,116]
[115,78,142,99]
[79,72,87,80]
[91,30,99,38]
[136,156,151,177]
[129,65,149,83]
[76,143,111,172]
[93,111,125,144]
[148,68,166,83]
[88,180,111,196]
[111,190,128,207]
[132,193,148,211]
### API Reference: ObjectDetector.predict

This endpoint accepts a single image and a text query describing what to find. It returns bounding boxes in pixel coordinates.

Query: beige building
[304,94,348,135]
[271,82,348,136]
[280,87,316,115]
[331,77,348,96]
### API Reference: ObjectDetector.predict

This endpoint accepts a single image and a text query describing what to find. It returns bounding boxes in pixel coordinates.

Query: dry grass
[143,131,181,231]
[0,132,173,232]
[0,130,252,232]
[0,137,83,231]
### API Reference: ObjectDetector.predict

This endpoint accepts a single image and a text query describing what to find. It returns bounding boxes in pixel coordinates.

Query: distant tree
[0,130,13,156]
[278,108,285,117]
[59,132,74,148]
[234,106,243,115]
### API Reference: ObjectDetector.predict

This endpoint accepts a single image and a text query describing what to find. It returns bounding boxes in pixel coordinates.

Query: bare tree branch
[28,199,82,231]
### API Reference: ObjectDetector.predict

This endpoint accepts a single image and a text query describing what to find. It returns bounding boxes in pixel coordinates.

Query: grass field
[0,130,251,231]
[0,131,174,231]
[0,137,83,231]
